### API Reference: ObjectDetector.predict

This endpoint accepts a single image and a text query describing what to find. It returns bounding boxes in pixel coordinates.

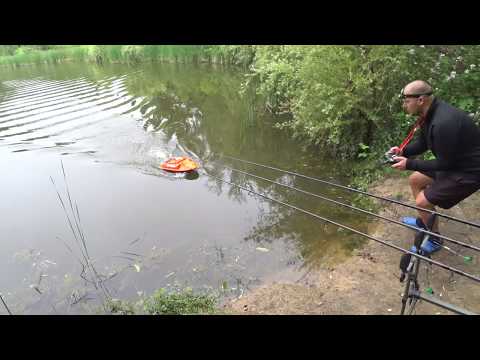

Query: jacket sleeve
[406,118,459,172]
[402,133,427,157]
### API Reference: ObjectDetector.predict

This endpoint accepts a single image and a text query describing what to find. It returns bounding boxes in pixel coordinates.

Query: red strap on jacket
[399,115,427,152]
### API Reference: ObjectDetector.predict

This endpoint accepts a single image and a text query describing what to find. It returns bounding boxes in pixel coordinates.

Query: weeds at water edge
[50,160,112,307]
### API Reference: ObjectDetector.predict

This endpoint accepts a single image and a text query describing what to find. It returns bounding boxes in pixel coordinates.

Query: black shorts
[419,171,480,209]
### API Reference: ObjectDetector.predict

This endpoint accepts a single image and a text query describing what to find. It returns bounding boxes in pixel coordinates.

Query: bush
[245,45,480,161]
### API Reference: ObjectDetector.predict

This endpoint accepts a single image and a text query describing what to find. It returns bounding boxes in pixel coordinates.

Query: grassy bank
[0,45,254,68]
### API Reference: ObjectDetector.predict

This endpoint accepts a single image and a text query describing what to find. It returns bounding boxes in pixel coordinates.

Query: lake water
[0,62,370,314]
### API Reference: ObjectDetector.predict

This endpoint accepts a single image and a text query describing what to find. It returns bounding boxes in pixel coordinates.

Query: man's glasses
[399,88,433,100]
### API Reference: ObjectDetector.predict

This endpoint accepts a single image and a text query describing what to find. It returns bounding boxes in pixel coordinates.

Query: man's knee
[416,191,434,209]
[409,172,419,188]
[409,171,432,189]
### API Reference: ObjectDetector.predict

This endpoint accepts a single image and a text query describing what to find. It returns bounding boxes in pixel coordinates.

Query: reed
[0,46,72,66]
[50,160,112,302]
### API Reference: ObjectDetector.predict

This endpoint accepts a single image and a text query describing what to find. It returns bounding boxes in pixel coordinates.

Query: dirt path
[224,174,480,315]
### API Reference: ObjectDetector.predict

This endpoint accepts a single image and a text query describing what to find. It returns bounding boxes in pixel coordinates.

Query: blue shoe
[420,236,443,254]
[402,216,426,230]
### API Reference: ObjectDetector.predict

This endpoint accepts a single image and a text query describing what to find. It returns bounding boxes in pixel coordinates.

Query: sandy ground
[224,174,480,315]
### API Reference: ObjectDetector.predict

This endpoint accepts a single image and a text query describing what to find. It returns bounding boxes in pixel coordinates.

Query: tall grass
[0,45,250,68]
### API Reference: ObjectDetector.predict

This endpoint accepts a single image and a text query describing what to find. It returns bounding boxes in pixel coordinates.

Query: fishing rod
[220,155,480,230]
[408,290,477,315]
[221,163,480,255]
[203,171,480,284]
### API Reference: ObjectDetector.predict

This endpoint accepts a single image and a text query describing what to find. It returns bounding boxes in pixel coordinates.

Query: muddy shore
[224,173,480,315]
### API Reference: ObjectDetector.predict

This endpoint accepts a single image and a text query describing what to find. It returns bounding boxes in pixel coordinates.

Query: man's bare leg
[408,171,439,232]
[415,191,439,233]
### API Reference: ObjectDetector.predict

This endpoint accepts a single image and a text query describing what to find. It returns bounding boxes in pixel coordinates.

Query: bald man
[389,80,480,253]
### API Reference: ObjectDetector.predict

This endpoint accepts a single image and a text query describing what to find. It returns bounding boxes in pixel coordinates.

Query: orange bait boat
[160,156,199,172]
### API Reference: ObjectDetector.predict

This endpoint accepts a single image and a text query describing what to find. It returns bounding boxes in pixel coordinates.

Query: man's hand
[388,146,402,156]
[391,156,407,170]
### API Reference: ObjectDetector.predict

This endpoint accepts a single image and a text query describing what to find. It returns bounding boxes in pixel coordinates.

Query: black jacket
[404,98,480,175]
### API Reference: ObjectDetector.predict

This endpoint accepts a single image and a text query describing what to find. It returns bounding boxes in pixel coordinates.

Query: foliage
[121,45,144,65]
[357,143,369,159]
[206,45,256,67]
[0,45,19,56]
[0,45,77,66]
[244,45,480,162]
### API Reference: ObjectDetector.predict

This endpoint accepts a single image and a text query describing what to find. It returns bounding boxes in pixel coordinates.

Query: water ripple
[0,75,145,157]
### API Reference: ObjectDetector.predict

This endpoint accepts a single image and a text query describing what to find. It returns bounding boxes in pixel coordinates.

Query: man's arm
[402,132,427,157]
[406,117,460,172]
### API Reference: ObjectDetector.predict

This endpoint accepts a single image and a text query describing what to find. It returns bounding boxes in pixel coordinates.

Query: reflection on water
[0,62,371,314]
